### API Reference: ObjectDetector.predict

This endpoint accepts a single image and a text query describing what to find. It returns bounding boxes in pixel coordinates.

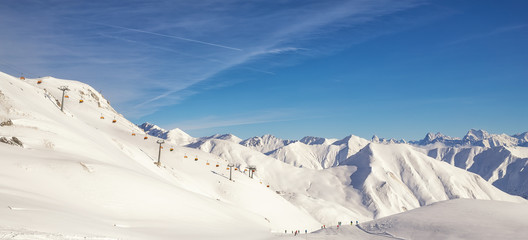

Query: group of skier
[285,220,360,236]
[286,230,307,236]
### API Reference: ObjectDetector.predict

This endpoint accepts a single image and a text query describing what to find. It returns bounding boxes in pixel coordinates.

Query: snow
[0,72,314,239]
[240,134,295,154]
[1,71,527,239]
[360,199,528,240]
[138,122,195,146]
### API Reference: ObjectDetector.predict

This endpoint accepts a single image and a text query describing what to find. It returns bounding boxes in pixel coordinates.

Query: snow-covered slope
[138,122,195,145]
[186,135,524,223]
[414,131,528,198]
[201,133,243,144]
[302,199,528,240]
[2,71,526,239]
[267,135,369,169]
[0,72,321,239]
[240,134,295,154]
[359,199,528,240]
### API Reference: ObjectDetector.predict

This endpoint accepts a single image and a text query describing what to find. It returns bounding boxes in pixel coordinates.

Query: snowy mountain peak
[241,134,294,153]
[138,122,195,145]
[166,127,194,141]
[368,135,405,144]
[513,132,528,141]
[202,133,242,143]
[139,122,164,132]
[333,134,361,145]
[463,129,491,142]
[417,132,459,145]
[138,122,168,137]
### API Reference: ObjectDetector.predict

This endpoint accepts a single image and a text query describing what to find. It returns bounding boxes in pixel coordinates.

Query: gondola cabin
[112,119,116,123]
[170,148,174,151]
[194,157,198,161]
[20,77,25,80]
[206,162,210,165]
[144,136,148,140]
[79,99,84,103]
[132,133,136,136]
[65,95,69,98]
[226,167,230,170]
[235,168,238,171]
[37,80,42,84]
[216,164,219,167]
[100,116,104,119]
[267,185,270,188]
[184,155,188,158]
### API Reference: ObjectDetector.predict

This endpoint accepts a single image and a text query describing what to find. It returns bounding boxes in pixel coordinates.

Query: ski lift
[144,136,148,140]
[20,76,25,80]
[79,99,84,103]
[37,80,42,84]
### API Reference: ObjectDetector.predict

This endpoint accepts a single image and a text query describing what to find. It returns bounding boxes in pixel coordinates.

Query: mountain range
[140,124,528,199]
[1,71,526,239]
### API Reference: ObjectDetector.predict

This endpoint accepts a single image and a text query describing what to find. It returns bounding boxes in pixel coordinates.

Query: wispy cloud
[0,0,425,119]
[66,17,243,51]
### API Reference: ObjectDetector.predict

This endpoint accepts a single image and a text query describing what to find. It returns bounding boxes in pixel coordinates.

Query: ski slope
[1,71,527,239]
[0,72,319,239]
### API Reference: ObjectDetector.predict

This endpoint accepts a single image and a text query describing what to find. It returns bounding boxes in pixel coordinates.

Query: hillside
[0,72,320,239]
[298,199,528,240]
[1,71,526,239]
[140,122,528,199]
[186,136,522,220]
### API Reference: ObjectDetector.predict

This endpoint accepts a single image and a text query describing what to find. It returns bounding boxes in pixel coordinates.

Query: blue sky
[1,0,527,140]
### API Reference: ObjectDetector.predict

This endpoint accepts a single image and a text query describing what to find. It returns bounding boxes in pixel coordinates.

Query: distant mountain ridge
[411,129,528,147]
[138,123,528,199]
